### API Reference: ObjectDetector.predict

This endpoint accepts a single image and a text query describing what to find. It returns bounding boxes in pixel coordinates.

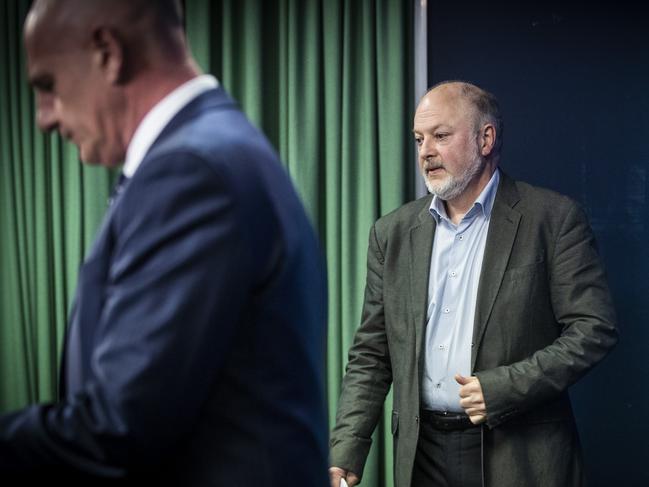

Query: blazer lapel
[61,200,117,397]
[408,200,435,377]
[471,174,521,370]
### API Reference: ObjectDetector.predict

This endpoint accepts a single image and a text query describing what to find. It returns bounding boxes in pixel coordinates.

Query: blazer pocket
[391,410,399,436]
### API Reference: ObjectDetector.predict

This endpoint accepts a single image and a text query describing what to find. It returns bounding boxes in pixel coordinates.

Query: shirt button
[449,271,457,277]
[457,235,464,241]
[443,307,450,313]
[435,383,442,389]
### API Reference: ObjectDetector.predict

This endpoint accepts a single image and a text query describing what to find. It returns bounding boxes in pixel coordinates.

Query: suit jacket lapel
[408,199,435,378]
[60,194,120,398]
[471,174,521,370]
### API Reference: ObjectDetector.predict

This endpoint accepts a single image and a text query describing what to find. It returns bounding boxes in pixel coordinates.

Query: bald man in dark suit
[0,1,328,485]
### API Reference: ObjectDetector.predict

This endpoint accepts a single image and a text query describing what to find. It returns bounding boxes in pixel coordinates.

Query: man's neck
[120,59,201,152]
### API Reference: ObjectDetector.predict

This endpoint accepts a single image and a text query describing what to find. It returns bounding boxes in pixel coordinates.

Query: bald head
[26,0,183,30]
[24,0,199,167]
[25,0,186,71]
[421,81,504,159]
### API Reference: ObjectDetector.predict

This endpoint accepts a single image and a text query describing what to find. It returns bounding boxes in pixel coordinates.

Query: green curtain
[0,1,413,485]
[0,0,114,410]
[185,1,413,485]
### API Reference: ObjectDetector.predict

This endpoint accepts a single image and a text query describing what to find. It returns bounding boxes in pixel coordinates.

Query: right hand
[329,466,360,487]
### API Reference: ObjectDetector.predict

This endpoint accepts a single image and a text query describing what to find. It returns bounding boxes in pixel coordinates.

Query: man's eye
[32,77,54,93]
[415,137,423,146]
[435,133,449,140]
[41,81,54,93]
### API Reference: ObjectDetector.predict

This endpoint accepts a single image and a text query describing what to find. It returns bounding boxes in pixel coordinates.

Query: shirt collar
[429,168,501,223]
[122,74,219,178]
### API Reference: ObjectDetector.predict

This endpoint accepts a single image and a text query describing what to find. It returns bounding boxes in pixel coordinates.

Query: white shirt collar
[122,74,219,178]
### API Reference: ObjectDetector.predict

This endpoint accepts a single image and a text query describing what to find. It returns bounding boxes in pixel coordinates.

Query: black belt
[420,409,478,431]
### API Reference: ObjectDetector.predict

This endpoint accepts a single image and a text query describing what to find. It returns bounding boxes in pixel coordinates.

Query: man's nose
[419,137,437,159]
[35,96,58,132]
[36,107,58,132]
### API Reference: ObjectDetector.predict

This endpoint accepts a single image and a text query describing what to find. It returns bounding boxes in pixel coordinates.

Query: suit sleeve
[0,152,253,475]
[475,201,618,428]
[329,223,393,479]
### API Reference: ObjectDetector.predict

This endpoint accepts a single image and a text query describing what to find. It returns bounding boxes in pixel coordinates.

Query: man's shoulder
[512,178,570,203]
[505,176,581,218]
[154,89,271,160]
[381,195,432,220]
[373,195,432,236]
[140,89,283,186]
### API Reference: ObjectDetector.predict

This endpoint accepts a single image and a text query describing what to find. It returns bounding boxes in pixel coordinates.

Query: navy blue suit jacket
[0,87,329,486]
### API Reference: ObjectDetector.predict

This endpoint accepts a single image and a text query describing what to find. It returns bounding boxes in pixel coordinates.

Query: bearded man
[329,81,617,487]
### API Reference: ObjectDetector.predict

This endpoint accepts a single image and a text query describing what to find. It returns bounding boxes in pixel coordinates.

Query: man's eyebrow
[412,124,449,134]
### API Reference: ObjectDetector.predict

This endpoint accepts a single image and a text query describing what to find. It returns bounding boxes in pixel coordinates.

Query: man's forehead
[420,85,465,110]
[25,26,60,69]
[24,0,87,50]
[415,87,473,124]
[25,7,58,54]
[414,97,456,122]
[25,19,78,88]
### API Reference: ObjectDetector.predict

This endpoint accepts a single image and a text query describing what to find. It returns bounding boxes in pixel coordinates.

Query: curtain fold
[185,2,413,485]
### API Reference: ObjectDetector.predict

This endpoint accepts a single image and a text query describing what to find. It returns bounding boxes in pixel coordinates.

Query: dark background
[428,2,649,485]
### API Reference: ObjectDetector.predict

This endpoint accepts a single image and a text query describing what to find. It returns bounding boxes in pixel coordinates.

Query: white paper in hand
[340,479,349,487]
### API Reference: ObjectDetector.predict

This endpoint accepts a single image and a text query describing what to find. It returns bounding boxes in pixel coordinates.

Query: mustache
[423,161,444,171]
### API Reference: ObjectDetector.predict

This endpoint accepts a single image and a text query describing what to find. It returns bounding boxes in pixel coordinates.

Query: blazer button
[415,415,419,424]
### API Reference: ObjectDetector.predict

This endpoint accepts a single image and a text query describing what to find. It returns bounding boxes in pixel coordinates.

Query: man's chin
[76,145,98,165]
[79,148,121,168]
[426,181,465,201]
[79,156,100,166]
[425,177,450,196]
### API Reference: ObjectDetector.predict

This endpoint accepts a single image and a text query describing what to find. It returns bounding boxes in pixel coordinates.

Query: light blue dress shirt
[421,169,500,412]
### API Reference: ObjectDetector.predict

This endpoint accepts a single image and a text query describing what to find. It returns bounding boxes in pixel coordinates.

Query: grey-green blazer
[330,173,617,487]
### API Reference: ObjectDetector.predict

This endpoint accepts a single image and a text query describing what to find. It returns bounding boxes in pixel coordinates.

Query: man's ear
[479,124,496,157]
[91,26,125,84]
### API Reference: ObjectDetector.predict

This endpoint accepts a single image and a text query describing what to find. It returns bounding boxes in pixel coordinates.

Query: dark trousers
[411,419,482,487]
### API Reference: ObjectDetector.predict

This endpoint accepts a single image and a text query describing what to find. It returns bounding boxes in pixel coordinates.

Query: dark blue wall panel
[428,2,649,485]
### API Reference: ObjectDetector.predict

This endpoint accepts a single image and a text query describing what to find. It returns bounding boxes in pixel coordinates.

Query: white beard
[423,152,485,201]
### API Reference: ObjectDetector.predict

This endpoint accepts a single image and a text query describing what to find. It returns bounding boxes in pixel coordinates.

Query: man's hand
[455,374,487,424]
[329,466,360,487]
